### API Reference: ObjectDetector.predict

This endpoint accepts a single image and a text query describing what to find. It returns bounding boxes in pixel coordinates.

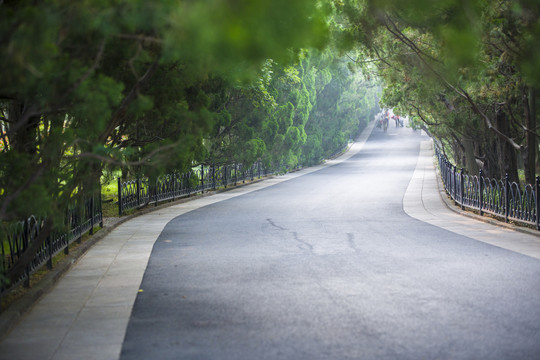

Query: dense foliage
[337,0,540,184]
[2,0,539,227]
[202,51,379,173]
[1,0,540,290]
[0,1,379,224]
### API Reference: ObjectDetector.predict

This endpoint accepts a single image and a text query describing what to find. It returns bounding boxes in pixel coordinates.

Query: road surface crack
[347,233,358,252]
[266,218,286,231]
[292,231,314,253]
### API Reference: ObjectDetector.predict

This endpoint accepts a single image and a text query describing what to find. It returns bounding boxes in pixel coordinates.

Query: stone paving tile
[0,340,59,360]
[85,288,138,307]
[53,344,121,360]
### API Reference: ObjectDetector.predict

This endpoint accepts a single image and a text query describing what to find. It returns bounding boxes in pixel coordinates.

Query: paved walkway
[404,140,540,260]
[0,124,539,360]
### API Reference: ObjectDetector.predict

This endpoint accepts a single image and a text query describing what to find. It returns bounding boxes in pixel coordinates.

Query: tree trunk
[483,136,499,179]
[524,87,536,185]
[496,109,519,183]
[8,101,39,155]
[463,138,479,176]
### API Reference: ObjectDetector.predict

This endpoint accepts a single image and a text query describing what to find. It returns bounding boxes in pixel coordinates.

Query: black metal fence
[435,146,540,230]
[118,162,274,215]
[1,191,103,296]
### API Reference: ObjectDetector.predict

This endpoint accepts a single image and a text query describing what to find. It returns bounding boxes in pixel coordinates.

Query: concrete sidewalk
[1,126,539,360]
[403,139,540,259]
[0,123,376,360]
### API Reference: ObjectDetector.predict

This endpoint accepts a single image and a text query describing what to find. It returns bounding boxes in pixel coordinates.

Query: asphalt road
[120,125,540,360]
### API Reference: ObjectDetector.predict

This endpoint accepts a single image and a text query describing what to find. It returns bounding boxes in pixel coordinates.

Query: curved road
[119,125,540,359]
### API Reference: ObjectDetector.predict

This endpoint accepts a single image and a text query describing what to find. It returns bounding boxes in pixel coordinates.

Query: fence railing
[118,161,274,215]
[435,146,540,230]
[1,191,103,298]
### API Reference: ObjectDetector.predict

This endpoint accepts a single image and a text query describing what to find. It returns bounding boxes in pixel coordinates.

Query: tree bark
[496,109,519,183]
[8,101,39,155]
[463,138,479,176]
[524,87,536,185]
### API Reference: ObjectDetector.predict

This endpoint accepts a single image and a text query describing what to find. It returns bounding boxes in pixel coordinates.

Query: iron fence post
[64,213,70,254]
[174,173,177,200]
[452,165,457,204]
[505,173,509,223]
[201,165,204,192]
[89,193,94,235]
[154,178,158,207]
[99,184,103,228]
[479,170,484,216]
[449,164,453,199]
[213,165,216,190]
[47,234,53,270]
[23,219,30,288]
[445,160,449,185]
[136,178,140,207]
[77,204,82,244]
[460,168,465,210]
[118,178,122,216]
[536,176,540,231]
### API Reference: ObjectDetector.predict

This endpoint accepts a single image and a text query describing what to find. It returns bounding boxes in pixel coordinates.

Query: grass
[101,174,120,218]
[102,199,118,218]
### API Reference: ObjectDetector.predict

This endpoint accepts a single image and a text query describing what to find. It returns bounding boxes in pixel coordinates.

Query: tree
[202,47,380,171]
[337,0,540,183]
[0,0,330,223]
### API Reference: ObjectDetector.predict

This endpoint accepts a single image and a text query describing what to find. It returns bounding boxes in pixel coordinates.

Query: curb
[0,176,272,339]
[0,223,115,339]
[430,152,540,239]
[0,121,377,339]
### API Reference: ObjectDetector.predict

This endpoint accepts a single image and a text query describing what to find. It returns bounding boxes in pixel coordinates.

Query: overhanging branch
[64,142,179,166]
[380,12,522,151]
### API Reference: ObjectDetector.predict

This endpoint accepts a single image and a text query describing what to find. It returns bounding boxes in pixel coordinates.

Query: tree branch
[383,14,442,65]
[460,89,522,150]
[114,34,163,44]
[379,12,522,151]
[3,41,106,143]
[98,59,159,144]
[410,104,440,126]
[64,142,179,166]
[129,41,143,80]
[68,39,107,95]
[0,164,45,222]
[372,46,394,68]
[506,93,540,140]
[345,51,413,65]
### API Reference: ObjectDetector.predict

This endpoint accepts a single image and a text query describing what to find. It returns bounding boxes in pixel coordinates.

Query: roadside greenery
[0,1,380,226]
[1,0,539,229]
[337,0,540,184]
